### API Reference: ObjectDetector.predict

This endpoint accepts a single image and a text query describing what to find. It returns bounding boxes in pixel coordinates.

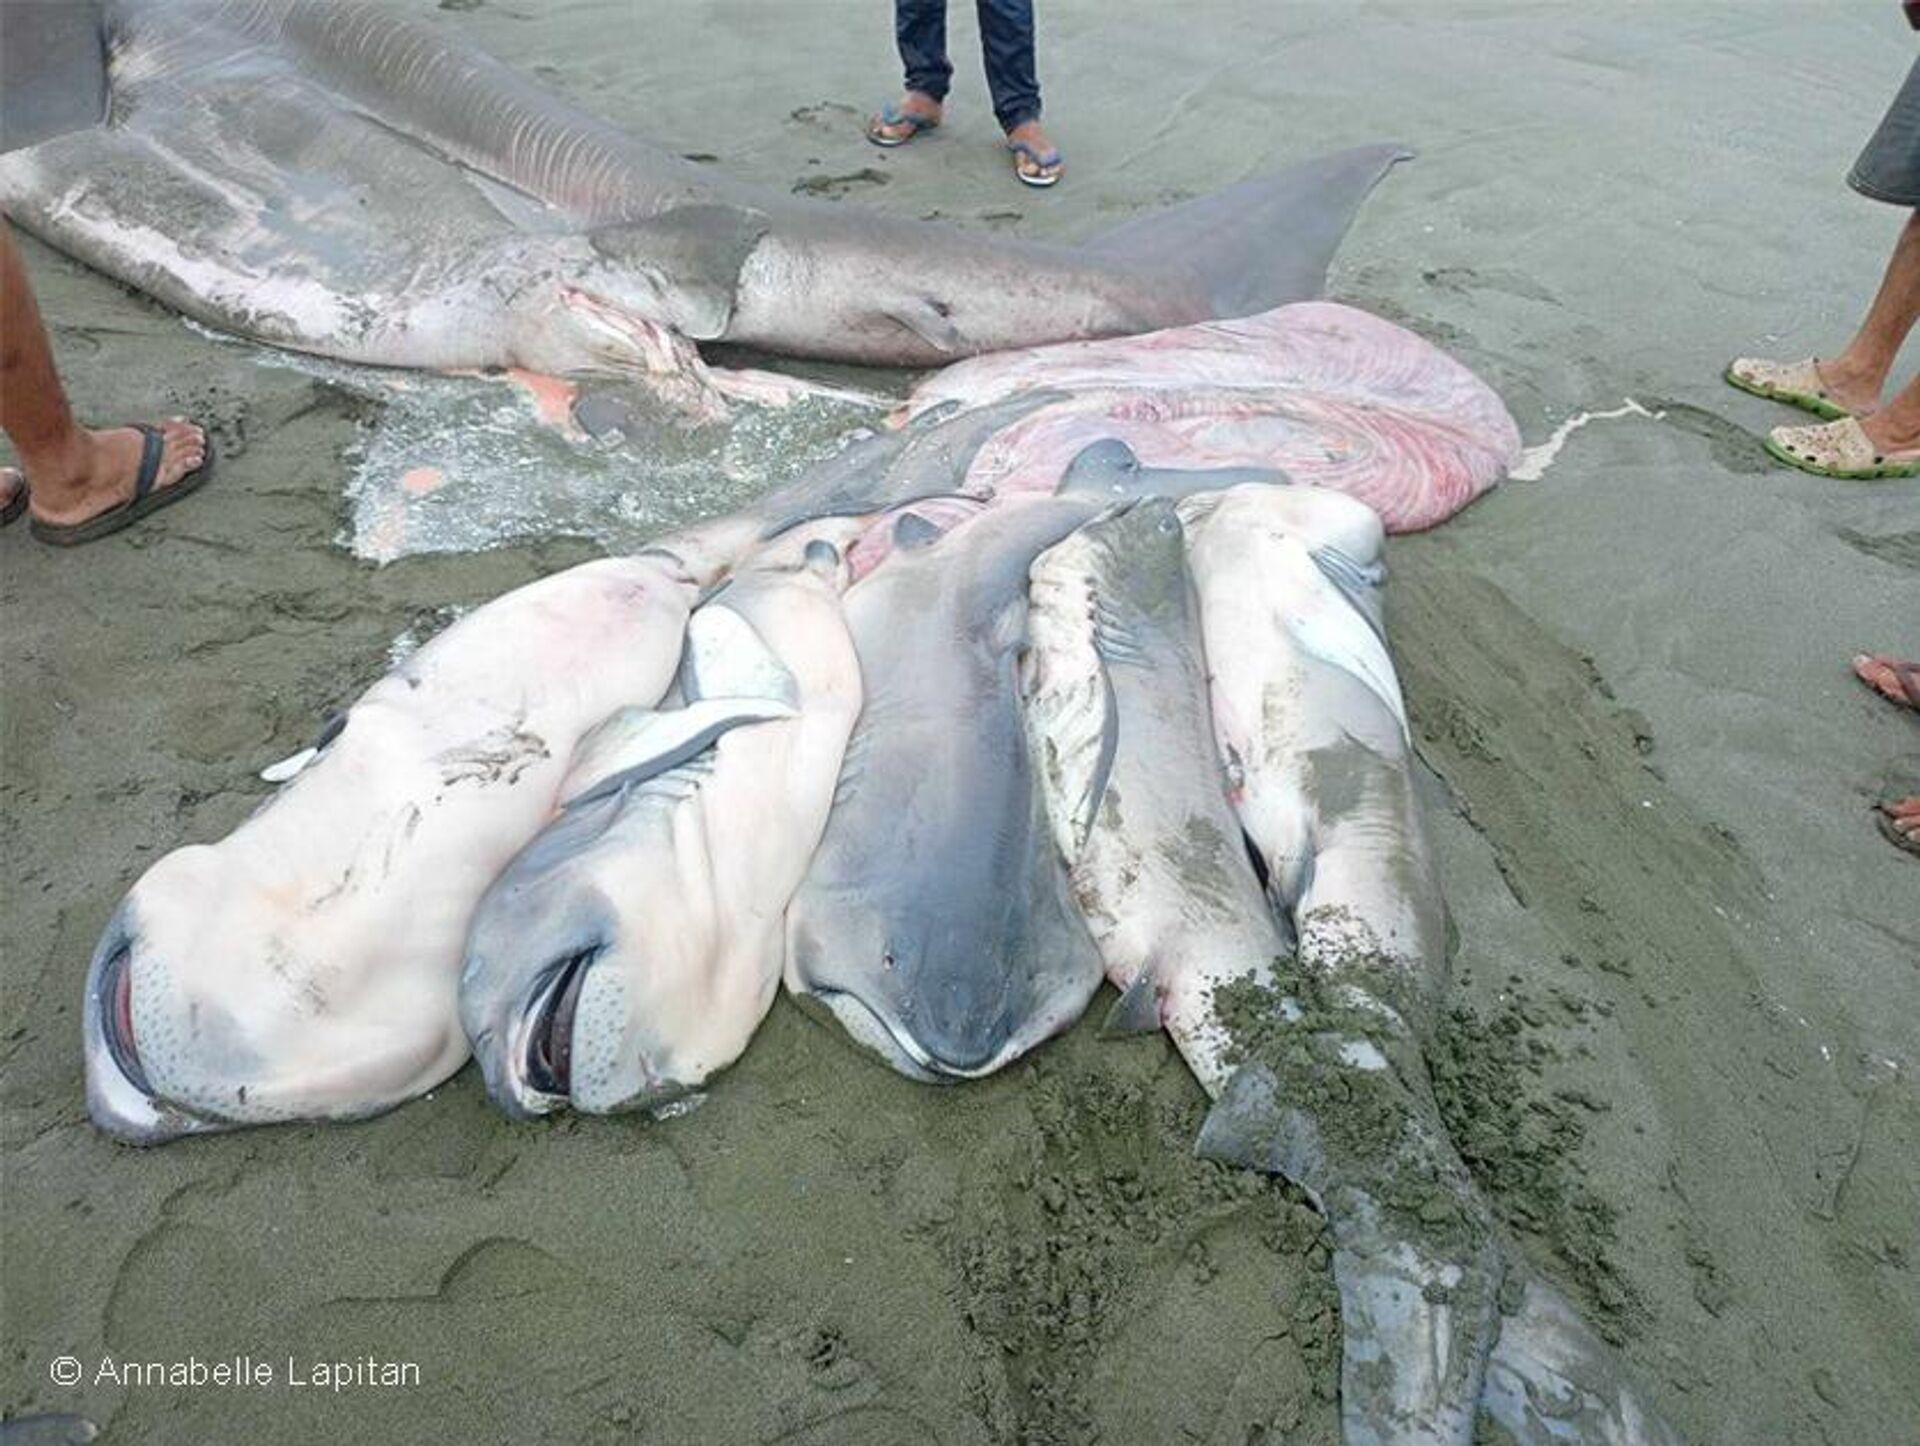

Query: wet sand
[3,3,1916,1443]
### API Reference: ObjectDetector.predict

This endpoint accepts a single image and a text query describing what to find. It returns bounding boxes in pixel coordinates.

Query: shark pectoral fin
[1072,663,1121,855]
[1309,544,1389,640]
[258,747,317,785]
[892,511,943,549]
[680,602,800,709]
[258,708,349,783]
[1062,442,1295,502]
[885,296,966,355]
[1481,1270,1683,1446]
[759,488,975,542]
[587,203,770,341]
[1286,594,1407,735]
[561,695,796,807]
[1059,438,1142,496]
[1081,143,1411,315]
[1100,971,1166,1037]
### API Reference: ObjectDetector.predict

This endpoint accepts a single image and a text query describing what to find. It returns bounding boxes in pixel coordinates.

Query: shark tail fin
[1081,144,1411,317]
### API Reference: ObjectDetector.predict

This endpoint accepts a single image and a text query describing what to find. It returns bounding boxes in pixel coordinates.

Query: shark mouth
[808,986,1028,1085]
[96,943,154,1099]
[83,932,223,1145]
[559,286,697,375]
[516,947,598,1107]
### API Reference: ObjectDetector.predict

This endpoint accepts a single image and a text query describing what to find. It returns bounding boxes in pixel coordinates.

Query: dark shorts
[1850,56,1920,206]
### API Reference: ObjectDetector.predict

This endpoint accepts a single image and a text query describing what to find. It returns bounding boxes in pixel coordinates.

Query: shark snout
[866,936,1024,1081]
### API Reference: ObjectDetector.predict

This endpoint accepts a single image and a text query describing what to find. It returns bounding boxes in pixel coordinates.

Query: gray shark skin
[757,394,1063,533]
[785,496,1109,1080]
[1022,497,1290,1090]
[0,0,1406,374]
[1057,437,1294,502]
[1176,484,1678,1446]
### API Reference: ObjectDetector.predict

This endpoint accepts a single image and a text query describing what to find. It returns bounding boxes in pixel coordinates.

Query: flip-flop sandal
[1724,356,1851,420]
[866,103,940,148]
[1764,416,1920,480]
[1854,653,1920,711]
[28,423,214,547]
[1007,138,1062,188]
[1874,777,1920,859]
[0,468,26,526]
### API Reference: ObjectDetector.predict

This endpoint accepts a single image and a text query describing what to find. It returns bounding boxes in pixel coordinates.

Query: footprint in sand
[791,168,891,199]
[789,101,859,129]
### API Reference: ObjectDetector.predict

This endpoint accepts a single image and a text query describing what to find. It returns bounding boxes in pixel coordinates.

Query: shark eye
[881,951,896,971]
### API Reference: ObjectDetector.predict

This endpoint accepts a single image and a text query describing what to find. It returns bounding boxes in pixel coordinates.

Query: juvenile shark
[1177,484,1678,1446]
[461,528,864,1118]
[1022,496,1290,1090]
[784,496,1109,1080]
[0,0,1406,381]
[83,556,696,1144]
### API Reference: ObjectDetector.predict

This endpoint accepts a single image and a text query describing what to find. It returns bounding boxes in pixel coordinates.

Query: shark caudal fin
[1197,1058,1502,1446]
[1481,1272,1684,1446]
[1082,143,1411,317]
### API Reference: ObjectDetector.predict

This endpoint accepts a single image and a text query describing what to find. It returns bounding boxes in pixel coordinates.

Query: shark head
[84,843,463,1144]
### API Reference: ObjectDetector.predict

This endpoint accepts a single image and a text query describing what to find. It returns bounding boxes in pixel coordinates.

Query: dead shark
[0,0,1406,389]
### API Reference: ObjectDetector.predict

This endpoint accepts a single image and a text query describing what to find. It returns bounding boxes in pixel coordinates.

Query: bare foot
[1813,358,1886,419]
[868,91,943,145]
[1852,653,1920,711]
[0,466,22,517]
[1006,119,1062,185]
[25,418,206,529]
[1858,407,1920,461]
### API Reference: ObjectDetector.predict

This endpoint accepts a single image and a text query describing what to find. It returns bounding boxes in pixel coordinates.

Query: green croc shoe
[1725,356,1850,420]
[1765,416,1920,480]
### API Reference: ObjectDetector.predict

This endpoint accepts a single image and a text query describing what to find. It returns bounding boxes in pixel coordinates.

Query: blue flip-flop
[28,421,214,547]
[866,102,940,148]
[1007,137,1063,188]
[0,468,26,526]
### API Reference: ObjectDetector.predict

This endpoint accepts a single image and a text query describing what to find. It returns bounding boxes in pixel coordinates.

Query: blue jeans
[895,0,1041,134]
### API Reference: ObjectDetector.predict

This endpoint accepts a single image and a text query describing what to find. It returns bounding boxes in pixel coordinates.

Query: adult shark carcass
[1024,482,1678,1445]
[0,0,1406,394]
[784,496,1111,1080]
[461,527,864,1118]
[82,555,696,1143]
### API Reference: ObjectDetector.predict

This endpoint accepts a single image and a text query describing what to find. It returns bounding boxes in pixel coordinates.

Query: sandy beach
[3,3,1916,1443]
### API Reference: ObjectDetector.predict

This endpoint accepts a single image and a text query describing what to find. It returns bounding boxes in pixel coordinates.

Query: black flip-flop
[1888,662,1920,712]
[1875,781,1920,859]
[28,423,213,547]
[0,468,26,526]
